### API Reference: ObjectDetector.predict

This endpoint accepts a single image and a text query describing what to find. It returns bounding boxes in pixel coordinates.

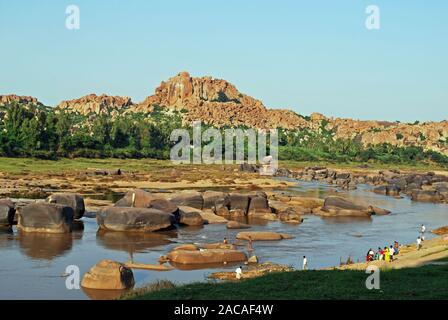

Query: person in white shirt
[417,237,422,250]
[389,245,395,261]
[235,266,242,280]
[421,224,426,235]
[302,256,308,270]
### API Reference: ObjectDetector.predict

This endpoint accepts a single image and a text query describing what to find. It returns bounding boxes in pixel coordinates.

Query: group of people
[234,224,429,279]
[366,224,427,263]
[366,241,400,262]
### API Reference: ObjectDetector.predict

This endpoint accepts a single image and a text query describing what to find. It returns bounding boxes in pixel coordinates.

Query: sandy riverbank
[330,235,448,271]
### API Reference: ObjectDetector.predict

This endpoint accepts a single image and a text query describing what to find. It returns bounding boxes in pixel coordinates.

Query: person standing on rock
[223,237,228,245]
[302,256,308,270]
[235,266,242,280]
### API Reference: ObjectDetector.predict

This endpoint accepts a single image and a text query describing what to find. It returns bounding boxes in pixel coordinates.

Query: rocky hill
[129,71,308,129]
[56,94,133,116]
[1,72,447,155]
[0,94,44,107]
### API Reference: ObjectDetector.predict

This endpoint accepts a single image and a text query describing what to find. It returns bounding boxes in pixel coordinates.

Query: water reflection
[18,232,73,260]
[82,287,131,300]
[0,228,14,249]
[321,216,373,224]
[72,220,85,231]
[169,261,241,271]
[96,230,176,254]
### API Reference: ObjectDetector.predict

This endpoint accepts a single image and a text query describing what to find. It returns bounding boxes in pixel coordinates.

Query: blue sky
[0,0,446,122]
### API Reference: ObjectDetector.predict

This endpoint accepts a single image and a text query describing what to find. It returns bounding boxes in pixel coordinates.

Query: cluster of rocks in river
[1,187,394,291]
[1,184,394,233]
[294,166,448,203]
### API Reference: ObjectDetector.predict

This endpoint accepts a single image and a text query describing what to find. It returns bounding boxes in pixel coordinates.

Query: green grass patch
[127,265,448,300]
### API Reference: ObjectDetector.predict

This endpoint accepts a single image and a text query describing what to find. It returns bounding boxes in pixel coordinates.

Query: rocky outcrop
[0,199,15,228]
[167,248,247,265]
[97,207,176,232]
[316,196,390,218]
[202,191,230,211]
[198,210,229,224]
[56,94,133,116]
[236,231,293,241]
[226,221,251,229]
[432,226,448,235]
[6,72,448,155]
[81,260,135,290]
[169,191,204,210]
[46,193,85,220]
[293,167,448,204]
[178,206,204,226]
[411,190,444,203]
[0,95,44,107]
[114,189,178,215]
[133,71,308,129]
[17,203,74,233]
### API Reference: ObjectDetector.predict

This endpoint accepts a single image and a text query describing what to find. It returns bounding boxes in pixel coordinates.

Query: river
[0,179,447,299]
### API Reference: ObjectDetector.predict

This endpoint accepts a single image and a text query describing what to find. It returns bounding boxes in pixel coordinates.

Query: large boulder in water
[81,260,134,290]
[178,206,204,226]
[115,189,178,213]
[167,248,247,265]
[317,196,372,218]
[368,206,391,216]
[46,193,85,219]
[411,190,443,203]
[229,193,250,213]
[169,191,204,210]
[278,211,304,224]
[248,195,271,213]
[114,189,157,207]
[202,191,230,211]
[0,199,15,228]
[178,206,227,224]
[97,207,176,232]
[227,221,251,229]
[236,231,293,241]
[373,185,401,197]
[18,203,74,233]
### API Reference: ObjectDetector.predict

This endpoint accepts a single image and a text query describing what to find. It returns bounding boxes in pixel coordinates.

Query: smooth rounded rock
[81,260,135,290]
[18,203,74,234]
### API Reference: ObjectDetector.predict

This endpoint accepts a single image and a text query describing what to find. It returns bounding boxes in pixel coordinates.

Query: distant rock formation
[56,94,133,116]
[131,71,308,129]
[0,94,44,107]
[2,72,448,155]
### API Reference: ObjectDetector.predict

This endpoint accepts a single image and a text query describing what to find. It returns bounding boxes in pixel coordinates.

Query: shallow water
[0,179,447,300]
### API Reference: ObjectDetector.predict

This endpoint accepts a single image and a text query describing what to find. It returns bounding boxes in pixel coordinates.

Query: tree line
[0,102,447,166]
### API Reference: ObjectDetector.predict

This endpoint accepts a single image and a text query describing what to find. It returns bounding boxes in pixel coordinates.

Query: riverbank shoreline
[125,235,448,300]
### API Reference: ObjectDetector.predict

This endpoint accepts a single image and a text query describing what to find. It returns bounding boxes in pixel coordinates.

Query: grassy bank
[127,263,448,300]
[0,157,213,174]
[0,157,445,175]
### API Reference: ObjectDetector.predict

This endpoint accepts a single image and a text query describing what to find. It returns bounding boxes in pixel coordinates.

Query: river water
[0,179,447,299]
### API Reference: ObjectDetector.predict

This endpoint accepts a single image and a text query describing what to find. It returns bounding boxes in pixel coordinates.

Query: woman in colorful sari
[384,247,390,262]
